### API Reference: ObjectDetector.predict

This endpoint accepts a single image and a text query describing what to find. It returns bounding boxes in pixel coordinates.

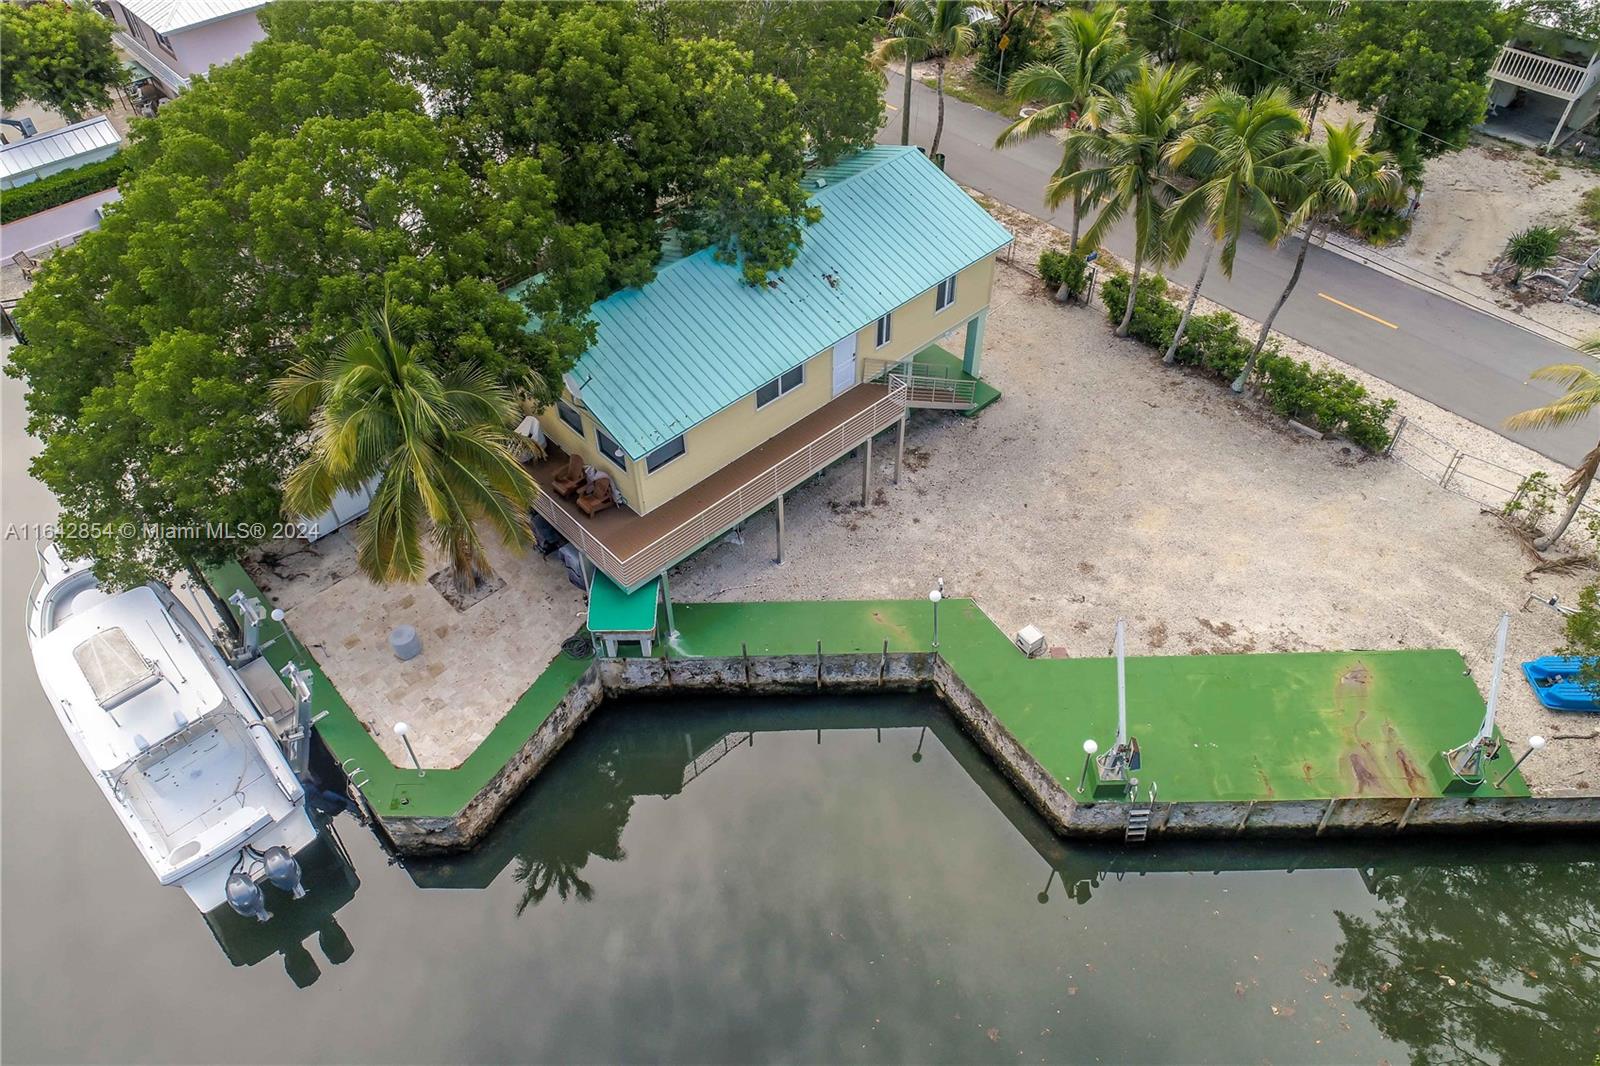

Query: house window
[556,399,583,435]
[935,274,958,311]
[154,30,175,54]
[595,427,627,470]
[645,435,686,473]
[755,364,805,408]
[875,313,893,348]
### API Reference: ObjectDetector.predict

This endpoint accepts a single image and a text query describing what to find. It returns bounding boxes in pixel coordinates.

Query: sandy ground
[1314,98,1600,343]
[669,259,1599,793]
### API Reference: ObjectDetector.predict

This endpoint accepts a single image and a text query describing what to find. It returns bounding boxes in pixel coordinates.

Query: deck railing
[534,379,908,590]
[114,31,191,94]
[862,356,978,410]
[1491,45,1597,97]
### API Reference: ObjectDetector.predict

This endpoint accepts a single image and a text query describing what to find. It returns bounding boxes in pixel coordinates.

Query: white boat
[25,544,319,918]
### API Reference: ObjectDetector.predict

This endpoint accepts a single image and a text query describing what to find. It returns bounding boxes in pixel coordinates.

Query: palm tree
[1050,60,1198,337]
[1160,86,1303,365]
[993,3,1139,249]
[877,0,984,161]
[273,295,536,592]
[1504,226,1562,289]
[1504,337,1600,551]
[1238,119,1401,392]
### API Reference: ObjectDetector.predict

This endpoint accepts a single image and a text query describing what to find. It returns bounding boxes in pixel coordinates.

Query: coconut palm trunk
[1248,222,1316,363]
[1539,449,1600,551]
[1164,236,1214,364]
[1117,252,1142,336]
[901,52,914,145]
[931,56,949,159]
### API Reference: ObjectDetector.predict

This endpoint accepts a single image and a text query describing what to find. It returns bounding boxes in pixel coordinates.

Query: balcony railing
[1491,45,1598,98]
[533,378,908,590]
[114,31,191,94]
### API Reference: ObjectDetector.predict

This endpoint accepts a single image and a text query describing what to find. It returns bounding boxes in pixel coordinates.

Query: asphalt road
[880,73,1597,467]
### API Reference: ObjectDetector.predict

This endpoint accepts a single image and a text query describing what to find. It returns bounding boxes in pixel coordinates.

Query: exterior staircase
[863,348,999,415]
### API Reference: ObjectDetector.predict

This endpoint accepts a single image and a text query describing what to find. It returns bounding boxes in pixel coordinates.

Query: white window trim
[645,435,687,474]
[935,274,957,312]
[875,313,893,349]
[555,399,584,435]
[594,427,628,471]
[755,364,805,409]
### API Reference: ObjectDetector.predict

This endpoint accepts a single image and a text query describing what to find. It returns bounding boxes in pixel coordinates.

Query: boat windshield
[73,628,160,709]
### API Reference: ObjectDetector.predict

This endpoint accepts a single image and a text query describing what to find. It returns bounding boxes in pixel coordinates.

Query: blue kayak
[1520,656,1600,712]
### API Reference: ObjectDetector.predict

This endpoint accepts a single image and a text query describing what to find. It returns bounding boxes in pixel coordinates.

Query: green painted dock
[208,565,1528,823]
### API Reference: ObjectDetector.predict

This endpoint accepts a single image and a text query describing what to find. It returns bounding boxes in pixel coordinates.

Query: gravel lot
[671,257,1600,793]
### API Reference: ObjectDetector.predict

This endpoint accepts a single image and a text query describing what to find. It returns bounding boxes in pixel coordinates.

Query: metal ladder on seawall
[1125,782,1157,844]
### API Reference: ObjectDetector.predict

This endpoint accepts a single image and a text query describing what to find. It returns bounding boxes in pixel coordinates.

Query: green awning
[587,571,659,634]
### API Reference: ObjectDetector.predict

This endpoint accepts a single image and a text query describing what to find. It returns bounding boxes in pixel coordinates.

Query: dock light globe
[928,589,942,603]
[271,608,286,622]
[1083,738,1098,756]
[1529,735,1548,749]
[394,722,410,737]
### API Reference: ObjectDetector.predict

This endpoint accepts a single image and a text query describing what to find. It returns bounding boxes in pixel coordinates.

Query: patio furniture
[11,251,39,280]
[577,475,615,517]
[552,453,587,498]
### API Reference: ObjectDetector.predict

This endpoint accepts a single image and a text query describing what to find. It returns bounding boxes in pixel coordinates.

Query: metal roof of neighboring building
[0,116,121,181]
[532,146,1012,459]
[117,0,263,34]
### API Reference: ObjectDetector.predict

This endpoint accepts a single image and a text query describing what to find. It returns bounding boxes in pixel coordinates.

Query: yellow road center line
[1316,292,1398,329]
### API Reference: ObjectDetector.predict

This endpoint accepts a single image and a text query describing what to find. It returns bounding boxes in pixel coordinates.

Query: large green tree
[1332,1,1515,178]
[0,0,122,121]
[663,1,884,166]
[10,0,827,599]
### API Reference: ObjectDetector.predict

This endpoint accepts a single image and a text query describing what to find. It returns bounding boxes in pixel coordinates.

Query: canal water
[3,361,1598,1064]
[3,685,1598,1064]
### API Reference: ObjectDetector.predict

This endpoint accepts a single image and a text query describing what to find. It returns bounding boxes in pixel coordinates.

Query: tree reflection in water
[510,746,633,916]
[1334,856,1600,1065]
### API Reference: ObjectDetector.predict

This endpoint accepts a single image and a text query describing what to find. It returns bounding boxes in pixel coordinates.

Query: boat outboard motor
[262,846,307,899]
[226,872,272,922]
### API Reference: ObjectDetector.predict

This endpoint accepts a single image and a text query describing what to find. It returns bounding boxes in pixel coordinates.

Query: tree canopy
[1332,1,1516,177]
[0,0,123,121]
[9,0,871,591]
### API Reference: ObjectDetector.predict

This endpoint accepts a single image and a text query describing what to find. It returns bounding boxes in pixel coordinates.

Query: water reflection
[198,822,361,987]
[1336,855,1600,1063]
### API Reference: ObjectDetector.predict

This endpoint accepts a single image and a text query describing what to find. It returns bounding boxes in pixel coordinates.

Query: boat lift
[1436,612,1510,791]
[1079,620,1142,802]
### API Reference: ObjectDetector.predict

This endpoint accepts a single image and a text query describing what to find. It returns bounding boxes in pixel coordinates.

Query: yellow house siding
[536,401,647,510]
[543,251,998,517]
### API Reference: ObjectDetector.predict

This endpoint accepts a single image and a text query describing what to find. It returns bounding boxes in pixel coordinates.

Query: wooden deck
[529,381,906,590]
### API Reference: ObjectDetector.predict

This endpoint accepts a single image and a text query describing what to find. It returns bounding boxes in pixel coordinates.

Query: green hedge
[1,153,128,223]
[1038,246,1091,300]
[1102,270,1396,452]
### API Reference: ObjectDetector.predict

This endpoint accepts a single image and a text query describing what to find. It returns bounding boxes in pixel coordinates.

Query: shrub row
[1,153,128,224]
[1101,270,1396,452]
[1037,246,1090,300]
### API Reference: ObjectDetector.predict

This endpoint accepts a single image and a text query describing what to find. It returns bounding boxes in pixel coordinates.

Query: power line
[1144,8,1473,155]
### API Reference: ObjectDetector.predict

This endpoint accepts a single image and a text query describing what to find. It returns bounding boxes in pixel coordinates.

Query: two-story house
[520,146,1012,596]
[102,0,266,99]
[1485,24,1600,149]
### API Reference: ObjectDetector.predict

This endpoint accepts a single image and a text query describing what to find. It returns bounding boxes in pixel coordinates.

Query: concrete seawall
[375,653,1600,854]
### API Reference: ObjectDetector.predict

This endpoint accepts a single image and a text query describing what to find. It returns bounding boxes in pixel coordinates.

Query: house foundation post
[862,435,873,506]
[1551,96,1579,150]
[660,571,676,639]
[962,308,989,378]
[774,493,785,564]
[894,414,906,486]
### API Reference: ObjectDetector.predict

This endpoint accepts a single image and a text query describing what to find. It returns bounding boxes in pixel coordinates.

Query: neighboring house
[1484,26,1600,149]
[102,0,266,98]
[0,115,120,189]
[521,146,1012,596]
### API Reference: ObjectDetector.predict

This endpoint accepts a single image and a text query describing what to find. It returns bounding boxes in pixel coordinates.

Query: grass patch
[921,66,1020,117]
[1582,186,1600,229]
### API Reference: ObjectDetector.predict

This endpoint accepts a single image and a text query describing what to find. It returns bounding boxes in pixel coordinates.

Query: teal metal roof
[539,146,1012,459]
